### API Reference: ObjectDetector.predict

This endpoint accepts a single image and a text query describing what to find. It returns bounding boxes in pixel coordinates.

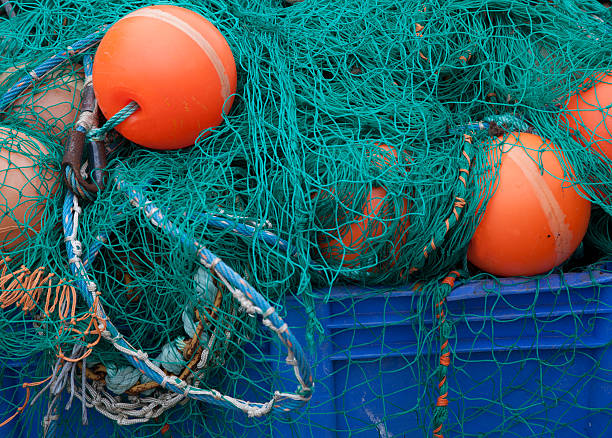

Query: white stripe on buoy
[120,8,231,101]
[506,145,573,265]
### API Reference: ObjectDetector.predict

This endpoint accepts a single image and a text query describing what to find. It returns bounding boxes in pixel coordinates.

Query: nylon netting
[0,0,611,437]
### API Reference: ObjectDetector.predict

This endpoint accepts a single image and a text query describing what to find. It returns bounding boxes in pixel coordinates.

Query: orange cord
[0,258,106,428]
[0,257,79,325]
[0,375,53,428]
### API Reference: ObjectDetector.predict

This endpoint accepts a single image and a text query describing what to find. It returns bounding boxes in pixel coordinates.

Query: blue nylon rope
[0,25,110,112]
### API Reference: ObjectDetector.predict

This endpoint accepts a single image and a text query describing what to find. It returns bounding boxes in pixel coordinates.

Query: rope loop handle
[62,178,313,421]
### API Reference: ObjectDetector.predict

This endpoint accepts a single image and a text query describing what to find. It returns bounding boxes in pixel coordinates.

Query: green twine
[87,101,139,141]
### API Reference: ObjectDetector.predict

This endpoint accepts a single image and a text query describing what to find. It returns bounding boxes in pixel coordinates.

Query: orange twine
[0,258,79,324]
[0,256,104,366]
[0,375,53,428]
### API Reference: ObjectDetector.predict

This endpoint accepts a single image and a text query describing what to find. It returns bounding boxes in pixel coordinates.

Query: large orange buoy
[367,144,411,264]
[15,68,83,141]
[367,142,409,171]
[1,65,83,142]
[468,132,591,277]
[560,72,612,161]
[92,4,237,150]
[0,128,56,250]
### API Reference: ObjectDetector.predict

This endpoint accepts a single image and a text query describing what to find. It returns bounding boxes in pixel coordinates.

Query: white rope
[29,69,40,81]
[76,110,96,131]
[287,350,309,391]
[245,396,276,418]
[262,306,276,318]
[262,319,288,336]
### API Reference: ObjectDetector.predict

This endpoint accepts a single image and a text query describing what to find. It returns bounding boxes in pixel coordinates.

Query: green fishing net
[0,0,611,437]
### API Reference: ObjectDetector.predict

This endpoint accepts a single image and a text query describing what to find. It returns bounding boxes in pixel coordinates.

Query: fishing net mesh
[0,0,611,436]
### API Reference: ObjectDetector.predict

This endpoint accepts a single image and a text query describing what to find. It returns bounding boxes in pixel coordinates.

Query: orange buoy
[1,65,83,142]
[92,4,237,150]
[468,132,591,277]
[16,68,83,141]
[560,72,612,161]
[366,143,411,263]
[0,128,56,250]
[318,144,410,269]
[319,186,389,267]
[318,186,410,269]
[369,142,403,166]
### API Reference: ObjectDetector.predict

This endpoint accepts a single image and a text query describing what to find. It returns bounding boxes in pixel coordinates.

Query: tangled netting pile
[0,0,611,437]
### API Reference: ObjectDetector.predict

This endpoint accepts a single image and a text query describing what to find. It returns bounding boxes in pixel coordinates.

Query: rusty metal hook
[62,70,108,197]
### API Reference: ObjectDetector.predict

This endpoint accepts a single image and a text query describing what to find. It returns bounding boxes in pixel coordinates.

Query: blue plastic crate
[235,266,612,437]
[1,266,611,437]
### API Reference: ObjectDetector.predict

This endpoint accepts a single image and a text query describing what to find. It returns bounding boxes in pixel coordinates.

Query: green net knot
[484,113,531,134]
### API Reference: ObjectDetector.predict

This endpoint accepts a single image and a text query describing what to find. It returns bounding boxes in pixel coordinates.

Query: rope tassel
[0,258,102,431]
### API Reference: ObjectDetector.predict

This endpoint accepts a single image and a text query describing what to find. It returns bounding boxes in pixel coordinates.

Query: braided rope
[87,101,139,142]
[71,379,186,426]
[408,136,474,275]
[432,271,460,438]
[62,181,313,421]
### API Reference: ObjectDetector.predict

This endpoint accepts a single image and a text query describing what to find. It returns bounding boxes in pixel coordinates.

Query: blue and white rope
[0,25,110,111]
[191,212,296,257]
